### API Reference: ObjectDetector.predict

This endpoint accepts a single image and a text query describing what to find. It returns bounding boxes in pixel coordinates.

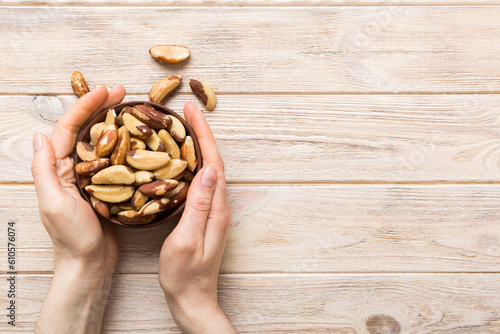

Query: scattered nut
[157,129,180,159]
[75,158,111,175]
[91,165,135,185]
[138,180,178,198]
[149,45,190,64]
[153,159,188,180]
[167,115,186,143]
[189,79,216,111]
[149,74,182,104]
[123,112,153,139]
[71,71,89,98]
[76,142,97,161]
[126,149,171,170]
[85,184,135,203]
[181,136,198,172]
[95,124,118,158]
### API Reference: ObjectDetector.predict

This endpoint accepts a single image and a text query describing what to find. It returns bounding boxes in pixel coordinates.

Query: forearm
[167,300,238,334]
[36,260,114,334]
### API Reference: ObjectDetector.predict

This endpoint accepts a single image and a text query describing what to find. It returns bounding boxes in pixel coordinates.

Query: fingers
[182,101,232,256]
[183,101,223,167]
[31,133,66,209]
[173,167,217,242]
[51,85,126,159]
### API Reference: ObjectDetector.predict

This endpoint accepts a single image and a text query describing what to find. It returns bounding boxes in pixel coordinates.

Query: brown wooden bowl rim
[72,100,203,228]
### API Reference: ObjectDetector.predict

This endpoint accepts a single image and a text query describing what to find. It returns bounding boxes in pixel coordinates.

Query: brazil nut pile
[74,104,197,225]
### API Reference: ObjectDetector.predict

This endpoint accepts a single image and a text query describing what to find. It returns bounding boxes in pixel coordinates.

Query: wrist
[166,296,236,334]
[36,260,115,334]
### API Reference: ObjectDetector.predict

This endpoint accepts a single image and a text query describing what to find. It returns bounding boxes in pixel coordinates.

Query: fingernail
[33,133,43,152]
[200,167,216,188]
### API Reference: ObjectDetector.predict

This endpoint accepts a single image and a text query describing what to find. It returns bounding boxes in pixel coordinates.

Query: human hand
[158,101,237,333]
[31,85,126,333]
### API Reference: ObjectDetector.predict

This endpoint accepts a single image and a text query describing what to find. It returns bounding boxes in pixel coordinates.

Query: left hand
[31,85,125,272]
[32,85,127,334]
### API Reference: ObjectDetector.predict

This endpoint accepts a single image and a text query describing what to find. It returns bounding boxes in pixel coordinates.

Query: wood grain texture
[2,273,500,332]
[2,184,500,273]
[1,0,498,5]
[2,7,500,94]
[5,94,500,183]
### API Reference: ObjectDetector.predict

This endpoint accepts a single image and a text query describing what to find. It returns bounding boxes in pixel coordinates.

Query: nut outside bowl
[73,101,203,228]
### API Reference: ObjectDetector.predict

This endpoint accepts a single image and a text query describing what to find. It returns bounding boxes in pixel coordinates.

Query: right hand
[158,101,237,333]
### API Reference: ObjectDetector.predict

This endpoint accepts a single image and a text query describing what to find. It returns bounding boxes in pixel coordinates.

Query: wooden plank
[1,0,498,5]
[2,184,500,274]
[2,273,500,332]
[5,94,500,183]
[2,7,500,94]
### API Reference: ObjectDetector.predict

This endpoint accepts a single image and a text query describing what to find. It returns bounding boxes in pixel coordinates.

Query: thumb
[174,167,217,239]
[31,133,65,205]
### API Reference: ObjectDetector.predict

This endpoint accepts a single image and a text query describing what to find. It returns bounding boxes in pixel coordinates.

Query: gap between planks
[6,181,500,187]
[4,91,500,96]
[3,272,500,276]
[3,3,500,7]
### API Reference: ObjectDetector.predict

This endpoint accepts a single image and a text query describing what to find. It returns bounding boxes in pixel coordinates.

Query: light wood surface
[2,274,500,333]
[2,184,500,274]
[5,94,500,183]
[1,2,500,333]
[2,7,500,94]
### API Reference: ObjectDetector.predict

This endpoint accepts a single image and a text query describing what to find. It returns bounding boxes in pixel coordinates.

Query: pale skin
[31,85,237,334]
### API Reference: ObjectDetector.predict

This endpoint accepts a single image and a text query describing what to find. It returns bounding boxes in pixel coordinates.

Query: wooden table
[1,1,500,333]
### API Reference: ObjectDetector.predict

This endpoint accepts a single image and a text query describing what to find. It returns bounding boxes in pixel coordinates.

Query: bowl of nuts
[73,101,201,228]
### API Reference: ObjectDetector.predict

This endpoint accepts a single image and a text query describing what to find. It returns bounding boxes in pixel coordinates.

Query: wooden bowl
[73,101,202,228]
